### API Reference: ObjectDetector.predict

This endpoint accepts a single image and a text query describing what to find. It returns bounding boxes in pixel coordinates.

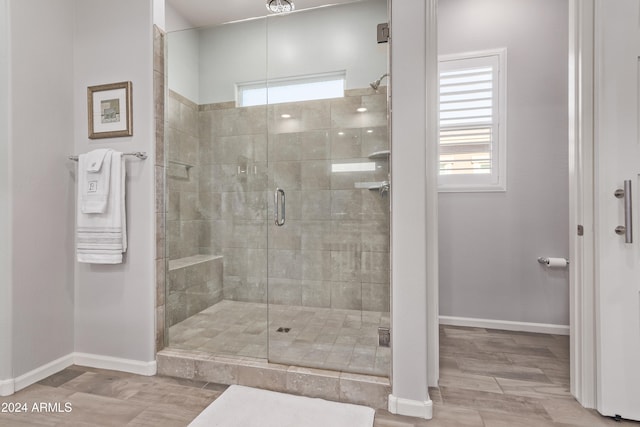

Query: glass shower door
[265,0,391,376]
[165,19,270,360]
[164,0,390,377]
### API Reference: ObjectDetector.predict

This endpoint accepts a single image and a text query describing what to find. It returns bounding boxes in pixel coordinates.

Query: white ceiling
[166,0,363,29]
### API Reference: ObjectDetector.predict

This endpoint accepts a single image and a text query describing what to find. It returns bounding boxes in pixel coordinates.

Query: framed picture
[87,81,133,139]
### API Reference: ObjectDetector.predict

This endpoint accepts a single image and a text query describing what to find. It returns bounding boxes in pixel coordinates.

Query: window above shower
[236,71,346,107]
[438,48,507,192]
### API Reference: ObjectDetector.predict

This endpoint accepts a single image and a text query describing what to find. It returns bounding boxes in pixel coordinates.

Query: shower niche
[163,0,390,379]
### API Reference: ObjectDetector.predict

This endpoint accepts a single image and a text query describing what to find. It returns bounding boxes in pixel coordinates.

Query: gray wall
[438,0,569,326]
[73,0,156,364]
[0,0,11,385]
[9,0,76,379]
[167,27,200,104]
[168,0,388,104]
[1,0,157,386]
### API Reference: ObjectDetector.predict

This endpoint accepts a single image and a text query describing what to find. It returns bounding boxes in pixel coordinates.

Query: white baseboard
[73,353,157,376]
[3,353,156,396]
[0,378,15,396]
[439,315,570,335]
[14,353,75,392]
[388,394,433,419]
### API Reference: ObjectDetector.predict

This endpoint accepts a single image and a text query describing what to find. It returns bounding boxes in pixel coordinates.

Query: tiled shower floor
[168,300,390,377]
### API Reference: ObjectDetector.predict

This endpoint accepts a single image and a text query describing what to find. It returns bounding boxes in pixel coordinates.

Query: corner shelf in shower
[354,181,390,191]
[367,150,390,159]
[168,159,194,170]
[168,254,222,271]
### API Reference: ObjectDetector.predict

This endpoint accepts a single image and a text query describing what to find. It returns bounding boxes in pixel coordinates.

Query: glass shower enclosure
[165,0,390,377]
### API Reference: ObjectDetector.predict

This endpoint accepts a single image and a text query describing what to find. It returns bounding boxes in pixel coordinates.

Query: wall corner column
[389,0,438,419]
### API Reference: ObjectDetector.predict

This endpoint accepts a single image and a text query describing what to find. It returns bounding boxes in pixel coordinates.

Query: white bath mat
[188,385,375,427]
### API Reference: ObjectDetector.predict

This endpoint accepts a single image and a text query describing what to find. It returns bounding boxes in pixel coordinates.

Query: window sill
[438,184,506,193]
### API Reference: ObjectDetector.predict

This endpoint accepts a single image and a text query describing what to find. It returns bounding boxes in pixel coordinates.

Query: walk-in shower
[163,0,390,379]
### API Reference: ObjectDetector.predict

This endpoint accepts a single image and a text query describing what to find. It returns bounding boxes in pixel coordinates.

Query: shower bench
[167,254,223,327]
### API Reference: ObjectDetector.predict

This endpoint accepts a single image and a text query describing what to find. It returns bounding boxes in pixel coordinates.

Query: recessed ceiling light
[338,131,345,136]
[266,0,295,13]
[281,114,291,119]
[366,129,374,133]
[357,107,368,113]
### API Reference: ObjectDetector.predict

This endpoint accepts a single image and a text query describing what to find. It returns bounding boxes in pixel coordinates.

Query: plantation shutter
[438,51,505,191]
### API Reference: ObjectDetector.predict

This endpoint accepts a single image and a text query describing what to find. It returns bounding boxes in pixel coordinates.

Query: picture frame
[87,81,133,139]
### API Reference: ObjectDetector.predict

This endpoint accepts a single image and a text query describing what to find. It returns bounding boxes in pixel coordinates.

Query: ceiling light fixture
[357,107,368,112]
[266,0,295,13]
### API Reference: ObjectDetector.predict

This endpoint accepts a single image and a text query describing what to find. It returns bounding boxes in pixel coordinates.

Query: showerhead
[370,73,389,90]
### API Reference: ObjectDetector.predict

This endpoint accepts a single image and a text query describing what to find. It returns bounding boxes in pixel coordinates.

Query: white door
[595,0,640,420]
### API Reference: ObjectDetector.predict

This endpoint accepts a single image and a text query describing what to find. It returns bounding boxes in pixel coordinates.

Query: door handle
[614,180,633,243]
[274,188,285,226]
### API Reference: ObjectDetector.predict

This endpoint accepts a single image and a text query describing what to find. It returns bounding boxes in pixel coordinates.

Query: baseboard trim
[13,353,75,392]
[0,378,15,396]
[439,315,570,335]
[4,353,157,395]
[74,353,157,376]
[388,394,433,419]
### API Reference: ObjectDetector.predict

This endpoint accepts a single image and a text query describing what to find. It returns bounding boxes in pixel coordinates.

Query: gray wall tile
[166,91,389,315]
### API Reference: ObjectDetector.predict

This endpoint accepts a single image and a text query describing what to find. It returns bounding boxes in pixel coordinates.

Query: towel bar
[537,257,570,265]
[68,151,147,161]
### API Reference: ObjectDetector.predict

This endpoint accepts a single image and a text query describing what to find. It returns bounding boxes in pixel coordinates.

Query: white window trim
[438,48,507,193]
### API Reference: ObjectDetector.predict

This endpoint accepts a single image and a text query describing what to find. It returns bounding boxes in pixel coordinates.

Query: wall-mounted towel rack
[68,151,148,161]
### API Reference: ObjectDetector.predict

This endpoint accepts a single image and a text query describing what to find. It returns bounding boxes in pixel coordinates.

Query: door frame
[567,0,596,408]
[425,0,598,408]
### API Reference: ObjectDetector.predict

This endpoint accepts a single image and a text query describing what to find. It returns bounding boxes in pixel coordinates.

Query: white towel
[80,149,113,213]
[77,151,127,264]
[85,148,110,172]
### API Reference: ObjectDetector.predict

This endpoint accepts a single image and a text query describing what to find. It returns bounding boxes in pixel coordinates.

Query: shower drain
[276,327,291,333]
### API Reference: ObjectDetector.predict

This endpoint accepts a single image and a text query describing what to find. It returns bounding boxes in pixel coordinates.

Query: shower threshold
[156,348,391,409]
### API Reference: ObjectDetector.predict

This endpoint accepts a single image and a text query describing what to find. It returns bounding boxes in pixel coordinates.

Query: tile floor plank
[2,326,639,426]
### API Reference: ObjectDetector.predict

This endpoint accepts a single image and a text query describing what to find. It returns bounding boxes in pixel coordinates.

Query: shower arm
[370,73,389,90]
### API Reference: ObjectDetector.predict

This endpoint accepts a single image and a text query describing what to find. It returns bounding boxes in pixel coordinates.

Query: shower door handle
[614,180,633,243]
[274,188,285,226]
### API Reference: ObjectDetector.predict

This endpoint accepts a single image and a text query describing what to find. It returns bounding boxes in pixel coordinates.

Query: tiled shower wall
[166,91,225,327]
[166,87,390,317]
[154,25,166,352]
[167,92,202,260]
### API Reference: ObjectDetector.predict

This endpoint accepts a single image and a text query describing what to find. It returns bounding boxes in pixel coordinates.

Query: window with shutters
[438,49,506,192]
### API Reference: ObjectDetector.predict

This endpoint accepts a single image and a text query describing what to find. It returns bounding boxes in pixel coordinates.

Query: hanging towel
[79,149,113,213]
[85,148,110,172]
[76,151,127,264]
